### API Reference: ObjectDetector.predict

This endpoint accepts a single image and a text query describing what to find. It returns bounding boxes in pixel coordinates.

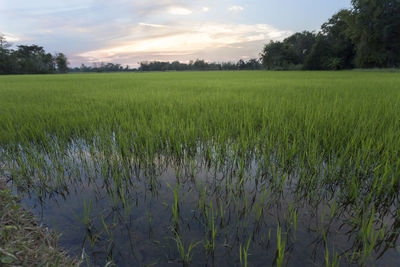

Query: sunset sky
[0,0,351,67]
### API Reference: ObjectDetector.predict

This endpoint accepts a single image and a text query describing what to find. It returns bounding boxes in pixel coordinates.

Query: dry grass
[0,179,79,266]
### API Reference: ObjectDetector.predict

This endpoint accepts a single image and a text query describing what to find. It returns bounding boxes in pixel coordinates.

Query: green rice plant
[239,237,251,267]
[325,245,341,267]
[172,231,202,266]
[166,182,181,231]
[204,200,217,258]
[197,182,207,213]
[359,206,385,265]
[276,224,285,267]
[75,198,93,229]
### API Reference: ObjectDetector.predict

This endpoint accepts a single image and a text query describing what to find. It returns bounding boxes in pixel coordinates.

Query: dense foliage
[261,0,400,70]
[67,59,263,73]
[69,62,132,73]
[0,36,68,74]
[139,59,263,71]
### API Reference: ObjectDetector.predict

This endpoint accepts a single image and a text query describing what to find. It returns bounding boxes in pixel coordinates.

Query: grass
[0,70,399,265]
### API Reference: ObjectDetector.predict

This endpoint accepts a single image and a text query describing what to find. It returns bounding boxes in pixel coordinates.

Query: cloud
[131,1,194,17]
[1,32,26,43]
[0,0,292,67]
[228,5,244,13]
[138,23,167,28]
[167,6,193,15]
[77,22,291,66]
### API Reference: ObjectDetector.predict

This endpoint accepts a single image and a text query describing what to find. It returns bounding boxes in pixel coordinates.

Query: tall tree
[283,31,316,64]
[0,35,12,74]
[261,41,286,70]
[261,32,316,70]
[350,0,400,67]
[303,35,332,70]
[320,9,356,69]
[0,35,69,75]
[55,53,69,73]
[16,45,55,74]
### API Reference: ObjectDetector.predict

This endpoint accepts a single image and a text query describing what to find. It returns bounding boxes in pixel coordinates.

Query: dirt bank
[0,177,80,266]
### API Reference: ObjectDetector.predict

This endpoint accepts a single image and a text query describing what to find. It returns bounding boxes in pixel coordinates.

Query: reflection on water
[1,140,400,266]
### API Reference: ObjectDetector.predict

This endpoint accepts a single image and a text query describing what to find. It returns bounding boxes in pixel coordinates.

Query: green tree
[283,31,316,64]
[261,41,285,70]
[55,53,69,73]
[321,9,355,69]
[350,0,400,67]
[0,35,11,74]
[193,59,206,70]
[0,35,18,74]
[16,45,55,74]
[261,32,316,70]
[303,35,332,70]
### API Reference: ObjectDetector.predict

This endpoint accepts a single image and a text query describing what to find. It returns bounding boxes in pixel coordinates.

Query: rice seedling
[204,200,217,258]
[75,198,93,230]
[167,181,181,231]
[172,230,202,266]
[239,237,251,267]
[275,224,286,267]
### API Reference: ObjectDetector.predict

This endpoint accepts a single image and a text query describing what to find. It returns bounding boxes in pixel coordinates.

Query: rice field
[1,71,400,266]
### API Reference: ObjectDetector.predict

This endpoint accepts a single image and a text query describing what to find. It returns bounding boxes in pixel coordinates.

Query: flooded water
[2,142,400,266]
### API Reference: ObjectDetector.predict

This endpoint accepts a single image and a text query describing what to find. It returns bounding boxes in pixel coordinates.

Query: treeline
[70,59,264,72]
[261,0,400,70]
[0,36,68,74]
[139,59,263,71]
[69,63,133,73]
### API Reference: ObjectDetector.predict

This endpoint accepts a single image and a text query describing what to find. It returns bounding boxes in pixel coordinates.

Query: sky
[0,0,352,67]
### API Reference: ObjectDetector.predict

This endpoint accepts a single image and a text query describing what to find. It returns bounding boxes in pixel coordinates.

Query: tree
[261,0,399,70]
[303,35,332,70]
[16,45,55,74]
[283,31,316,64]
[193,59,206,70]
[0,34,11,49]
[0,36,70,75]
[261,32,316,70]
[261,41,285,70]
[349,0,400,67]
[55,53,69,73]
[320,9,355,69]
[247,59,262,70]
[0,35,13,74]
